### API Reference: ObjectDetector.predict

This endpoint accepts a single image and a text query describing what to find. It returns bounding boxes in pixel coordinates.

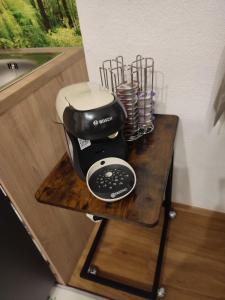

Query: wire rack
[99,55,155,141]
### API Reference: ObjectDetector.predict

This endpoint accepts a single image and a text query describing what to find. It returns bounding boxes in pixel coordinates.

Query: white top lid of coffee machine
[56,81,114,122]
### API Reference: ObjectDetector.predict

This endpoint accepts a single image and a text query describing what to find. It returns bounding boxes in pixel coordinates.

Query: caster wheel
[88,265,98,275]
[169,210,176,219]
[157,287,166,298]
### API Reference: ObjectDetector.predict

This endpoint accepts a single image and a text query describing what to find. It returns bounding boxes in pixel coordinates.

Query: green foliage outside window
[0,0,82,48]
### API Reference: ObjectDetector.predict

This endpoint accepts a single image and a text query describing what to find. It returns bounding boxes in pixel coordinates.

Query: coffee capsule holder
[99,55,155,141]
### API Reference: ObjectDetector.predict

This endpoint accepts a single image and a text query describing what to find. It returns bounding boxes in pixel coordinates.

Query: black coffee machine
[56,82,128,180]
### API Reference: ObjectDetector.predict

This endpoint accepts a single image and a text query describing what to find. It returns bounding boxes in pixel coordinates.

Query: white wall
[77,0,225,212]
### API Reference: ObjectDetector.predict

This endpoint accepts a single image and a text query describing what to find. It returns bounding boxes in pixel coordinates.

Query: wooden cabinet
[0,47,94,284]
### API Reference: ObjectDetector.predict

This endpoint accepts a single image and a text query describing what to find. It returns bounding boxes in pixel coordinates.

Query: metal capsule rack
[99,55,155,141]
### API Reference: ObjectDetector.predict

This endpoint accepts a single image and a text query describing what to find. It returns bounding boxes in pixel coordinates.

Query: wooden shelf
[68,205,225,300]
[33,110,225,299]
[69,214,164,300]
[34,114,178,296]
[36,114,179,227]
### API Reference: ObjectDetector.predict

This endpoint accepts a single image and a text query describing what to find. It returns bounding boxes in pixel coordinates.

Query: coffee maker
[56,82,128,180]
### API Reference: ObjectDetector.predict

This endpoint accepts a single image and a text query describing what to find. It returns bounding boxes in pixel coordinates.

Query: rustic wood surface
[0,48,94,284]
[69,204,225,300]
[36,114,178,226]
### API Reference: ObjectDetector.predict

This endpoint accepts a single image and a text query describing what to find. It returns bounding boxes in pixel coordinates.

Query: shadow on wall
[206,45,225,131]
[154,70,168,114]
[172,120,191,206]
[205,45,225,212]
[153,70,191,207]
[218,178,225,211]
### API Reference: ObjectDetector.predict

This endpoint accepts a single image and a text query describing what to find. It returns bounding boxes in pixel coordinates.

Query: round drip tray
[86,157,136,202]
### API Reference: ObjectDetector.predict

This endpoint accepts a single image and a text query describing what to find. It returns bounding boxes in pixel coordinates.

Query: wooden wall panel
[0,51,94,284]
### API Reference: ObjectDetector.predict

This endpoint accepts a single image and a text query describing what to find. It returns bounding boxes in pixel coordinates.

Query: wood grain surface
[69,204,225,300]
[0,48,94,284]
[36,114,179,226]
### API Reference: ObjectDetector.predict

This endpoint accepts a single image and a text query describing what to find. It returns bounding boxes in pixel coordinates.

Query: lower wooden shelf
[68,205,225,300]
[69,217,164,300]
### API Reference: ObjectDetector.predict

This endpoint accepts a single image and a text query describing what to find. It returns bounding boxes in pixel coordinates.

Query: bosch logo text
[93,116,112,126]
